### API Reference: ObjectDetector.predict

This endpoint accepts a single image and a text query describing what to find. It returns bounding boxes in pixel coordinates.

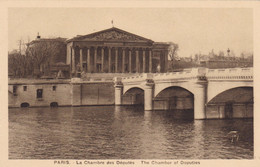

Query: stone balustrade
[152,68,204,80]
[9,78,71,85]
[120,67,253,83]
[121,74,146,82]
[121,68,205,83]
[206,67,253,80]
[9,67,252,85]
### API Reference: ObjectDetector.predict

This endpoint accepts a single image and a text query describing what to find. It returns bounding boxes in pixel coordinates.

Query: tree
[8,51,20,77]
[8,50,34,78]
[26,38,66,77]
[168,42,179,61]
[167,42,179,71]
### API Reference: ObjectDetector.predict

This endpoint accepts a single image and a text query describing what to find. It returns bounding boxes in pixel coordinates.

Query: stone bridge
[114,67,253,119]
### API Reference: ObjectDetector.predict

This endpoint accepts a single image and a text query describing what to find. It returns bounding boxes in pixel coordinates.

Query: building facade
[66,27,170,74]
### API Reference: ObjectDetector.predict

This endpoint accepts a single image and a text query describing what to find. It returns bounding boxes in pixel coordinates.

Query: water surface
[9,106,253,159]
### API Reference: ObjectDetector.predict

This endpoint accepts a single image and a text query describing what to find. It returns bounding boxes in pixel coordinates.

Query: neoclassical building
[66,27,170,74]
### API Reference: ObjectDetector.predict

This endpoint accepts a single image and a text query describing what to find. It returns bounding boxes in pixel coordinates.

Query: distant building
[66,27,171,74]
[193,51,253,69]
[199,59,253,69]
[168,50,253,71]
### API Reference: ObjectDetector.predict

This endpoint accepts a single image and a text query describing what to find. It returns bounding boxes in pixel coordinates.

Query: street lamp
[227,48,230,56]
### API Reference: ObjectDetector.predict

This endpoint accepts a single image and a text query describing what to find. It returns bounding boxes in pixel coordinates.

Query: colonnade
[71,46,154,73]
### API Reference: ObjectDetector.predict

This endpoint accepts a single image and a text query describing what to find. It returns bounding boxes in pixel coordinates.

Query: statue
[56,70,64,78]
[76,63,81,72]
[156,64,161,73]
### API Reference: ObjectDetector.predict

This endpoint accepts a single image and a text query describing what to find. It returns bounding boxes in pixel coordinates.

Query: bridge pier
[115,85,123,105]
[114,78,123,105]
[144,82,154,111]
[194,83,207,119]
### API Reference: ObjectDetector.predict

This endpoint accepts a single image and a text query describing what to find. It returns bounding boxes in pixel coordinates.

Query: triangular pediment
[70,27,153,42]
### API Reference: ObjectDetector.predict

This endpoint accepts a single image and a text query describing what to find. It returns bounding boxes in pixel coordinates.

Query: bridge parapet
[152,68,206,80]
[119,67,253,84]
[206,67,253,80]
[121,73,150,83]
[121,68,206,83]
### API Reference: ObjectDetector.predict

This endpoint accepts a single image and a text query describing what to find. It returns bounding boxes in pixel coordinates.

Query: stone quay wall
[8,78,115,108]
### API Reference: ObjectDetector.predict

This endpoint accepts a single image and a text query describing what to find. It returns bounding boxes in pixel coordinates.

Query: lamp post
[227,48,230,56]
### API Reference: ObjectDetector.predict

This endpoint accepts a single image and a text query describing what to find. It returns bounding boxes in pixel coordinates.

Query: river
[9,106,253,159]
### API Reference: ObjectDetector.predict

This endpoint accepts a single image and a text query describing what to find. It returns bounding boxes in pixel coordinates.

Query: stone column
[194,82,207,119]
[114,77,123,105]
[94,47,97,72]
[144,77,154,111]
[108,47,111,73]
[84,48,87,72]
[115,48,118,73]
[71,47,75,73]
[129,49,132,73]
[87,48,91,72]
[122,48,125,73]
[143,48,146,73]
[79,48,83,71]
[149,49,152,73]
[101,47,104,72]
[165,50,169,72]
[136,49,139,73]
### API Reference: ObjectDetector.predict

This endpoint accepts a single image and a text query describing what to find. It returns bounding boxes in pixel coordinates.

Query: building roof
[67,27,154,43]
[28,37,67,45]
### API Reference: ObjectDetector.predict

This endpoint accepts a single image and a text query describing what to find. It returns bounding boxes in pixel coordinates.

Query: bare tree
[167,42,179,71]
[168,42,179,61]
[8,51,20,77]
[26,39,66,77]
[8,50,31,78]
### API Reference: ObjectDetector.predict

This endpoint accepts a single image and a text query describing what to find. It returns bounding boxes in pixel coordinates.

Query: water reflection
[9,106,253,159]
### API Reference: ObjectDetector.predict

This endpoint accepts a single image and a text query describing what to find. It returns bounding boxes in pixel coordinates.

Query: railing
[205,67,253,80]
[9,67,253,85]
[8,78,71,84]
[121,68,205,82]
[120,67,253,83]
[121,74,146,82]
[152,68,204,80]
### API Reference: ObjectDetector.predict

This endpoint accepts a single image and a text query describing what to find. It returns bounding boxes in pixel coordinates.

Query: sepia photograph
[1,1,260,167]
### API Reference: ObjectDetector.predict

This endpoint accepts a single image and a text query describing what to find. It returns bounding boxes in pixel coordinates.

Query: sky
[8,8,253,57]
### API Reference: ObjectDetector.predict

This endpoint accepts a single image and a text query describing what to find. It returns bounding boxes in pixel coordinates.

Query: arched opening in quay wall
[206,87,253,119]
[122,87,144,106]
[20,102,30,108]
[154,86,194,119]
[50,102,59,107]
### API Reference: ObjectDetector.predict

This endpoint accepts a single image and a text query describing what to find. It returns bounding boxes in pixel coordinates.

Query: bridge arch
[208,86,253,104]
[123,85,144,95]
[154,82,196,97]
[207,81,253,103]
[153,86,194,118]
[122,87,144,105]
[155,86,194,98]
[206,86,253,119]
